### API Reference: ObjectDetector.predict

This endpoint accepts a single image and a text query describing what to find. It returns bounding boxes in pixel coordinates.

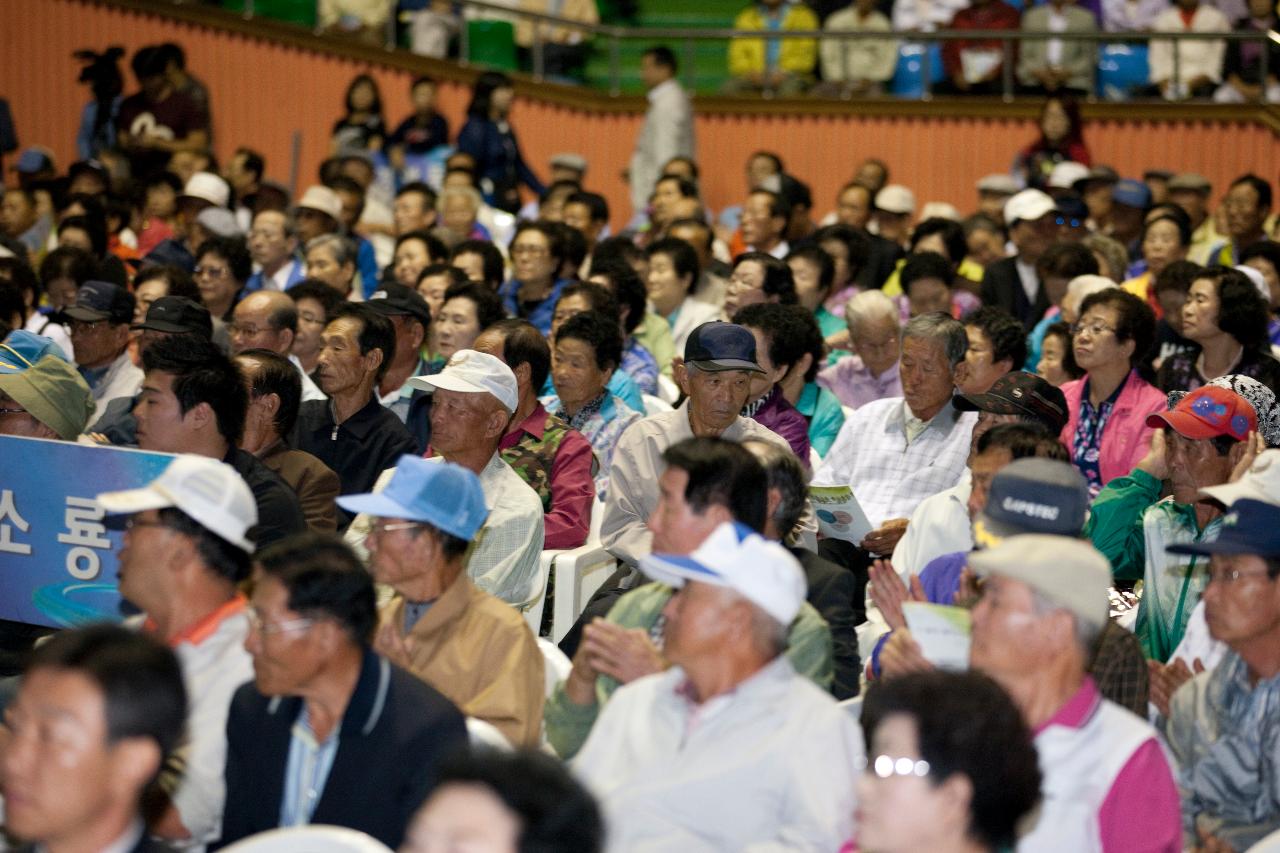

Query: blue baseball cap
[683,322,764,373]
[1168,499,1280,558]
[337,456,488,540]
[0,331,68,374]
[1112,179,1152,210]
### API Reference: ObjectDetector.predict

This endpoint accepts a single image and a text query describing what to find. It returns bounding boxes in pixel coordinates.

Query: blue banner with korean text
[0,436,176,628]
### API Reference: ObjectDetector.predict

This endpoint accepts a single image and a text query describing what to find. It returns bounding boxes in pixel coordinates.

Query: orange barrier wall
[4,0,1277,233]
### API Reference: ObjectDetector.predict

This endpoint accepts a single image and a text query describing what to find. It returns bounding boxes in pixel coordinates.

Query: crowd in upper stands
[3,32,1280,853]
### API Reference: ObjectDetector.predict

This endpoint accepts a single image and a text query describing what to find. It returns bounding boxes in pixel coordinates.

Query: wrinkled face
[552,337,610,410]
[510,230,556,284]
[248,211,295,270]
[1036,333,1071,386]
[1141,219,1184,276]
[550,293,593,337]
[969,575,1051,681]
[244,574,323,697]
[1164,429,1233,495]
[725,260,768,317]
[741,193,783,249]
[1071,304,1132,373]
[316,317,374,396]
[305,244,354,294]
[851,315,901,377]
[416,274,451,319]
[394,191,434,235]
[1178,278,1228,345]
[195,251,240,309]
[1224,183,1268,241]
[966,446,1014,521]
[855,714,953,853]
[660,580,737,668]
[1,669,125,848]
[906,277,951,318]
[646,252,690,317]
[68,318,127,370]
[0,390,55,439]
[836,185,872,229]
[435,297,481,360]
[291,297,327,362]
[899,336,955,419]
[685,367,753,433]
[429,387,505,455]
[957,326,1006,397]
[394,239,434,289]
[401,782,522,853]
[115,507,181,610]
[365,516,429,589]
[1202,552,1280,647]
[231,293,291,355]
[134,370,198,453]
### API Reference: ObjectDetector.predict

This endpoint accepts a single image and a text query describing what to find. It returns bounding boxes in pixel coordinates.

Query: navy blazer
[215,651,466,850]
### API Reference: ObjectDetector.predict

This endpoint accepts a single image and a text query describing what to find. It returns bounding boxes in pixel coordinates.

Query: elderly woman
[392,229,446,291]
[437,184,489,245]
[1157,267,1280,395]
[193,236,251,321]
[545,310,642,500]
[722,250,798,319]
[435,281,505,364]
[645,237,720,354]
[849,671,1041,853]
[500,221,571,336]
[1060,288,1165,493]
[818,288,903,410]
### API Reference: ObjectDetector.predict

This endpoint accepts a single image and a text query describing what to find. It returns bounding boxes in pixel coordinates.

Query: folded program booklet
[809,484,873,544]
[903,602,972,671]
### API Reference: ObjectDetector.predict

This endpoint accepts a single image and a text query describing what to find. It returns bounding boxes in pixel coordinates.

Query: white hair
[1062,274,1118,321]
[845,289,900,335]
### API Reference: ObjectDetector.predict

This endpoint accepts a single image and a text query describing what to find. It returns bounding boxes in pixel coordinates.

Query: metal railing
[232,0,1276,102]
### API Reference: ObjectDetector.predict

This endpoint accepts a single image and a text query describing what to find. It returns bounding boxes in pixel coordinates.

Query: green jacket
[544,582,833,759]
[1084,469,1222,662]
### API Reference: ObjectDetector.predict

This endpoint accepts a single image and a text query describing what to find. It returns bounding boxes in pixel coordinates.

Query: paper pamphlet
[809,484,873,544]
[902,602,972,671]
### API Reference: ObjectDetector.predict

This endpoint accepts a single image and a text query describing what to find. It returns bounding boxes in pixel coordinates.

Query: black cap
[132,296,213,338]
[368,283,432,327]
[62,280,135,325]
[954,371,1069,435]
[68,159,109,185]
[684,321,765,373]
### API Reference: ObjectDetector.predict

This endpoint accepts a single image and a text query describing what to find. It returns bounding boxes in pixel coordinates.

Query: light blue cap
[0,331,69,374]
[337,456,488,540]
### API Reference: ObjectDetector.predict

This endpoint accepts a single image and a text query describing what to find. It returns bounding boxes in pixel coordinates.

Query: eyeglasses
[123,517,175,534]
[68,319,106,333]
[856,754,932,779]
[229,322,265,337]
[1071,320,1117,338]
[194,265,230,279]
[1207,567,1275,586]
[245,607,314,637]
[0,406,29,416]
[511,244,549,257]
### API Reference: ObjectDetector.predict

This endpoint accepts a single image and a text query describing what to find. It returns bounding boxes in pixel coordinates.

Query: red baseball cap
[1146,386,1258,441]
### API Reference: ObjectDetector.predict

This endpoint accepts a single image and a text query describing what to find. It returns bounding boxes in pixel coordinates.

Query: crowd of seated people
[5,35,1280,853]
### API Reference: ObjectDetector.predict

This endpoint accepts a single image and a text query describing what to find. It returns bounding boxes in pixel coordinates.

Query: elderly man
[231,290,325,402]
[968,535,1181,852]
[2,626,187,853]
[340,456,544,747]
[368,284,433,423]
[893,371,1069,577]
[64,280,142,423]
[603,321,810,566]
[136,335,306,548]
[547,437,833,758]
[817,289,902,410]
[474,319,594,550]
[574,522,860,851]
[1088,383,1258,660]
[235,350,341,532]
[219,533,466,849]
[0,333,93,441]
[291,303,416,502]
[814,312,976,561]
[980,189,1059,329]
[348,350,545,608]
[1164,499,1280,851]
[93,455,257,847]
[245,209,304,293]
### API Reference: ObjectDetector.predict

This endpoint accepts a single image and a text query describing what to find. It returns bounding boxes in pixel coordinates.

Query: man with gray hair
[814,311,975,559]
[244,209,303,293]
[304,233,359,299]
[817,288,903,410]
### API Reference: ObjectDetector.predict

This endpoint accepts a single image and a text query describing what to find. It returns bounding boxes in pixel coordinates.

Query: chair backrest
[537,637,572,697]
[467,716,513,751]
[838,696,863,724]
[642,393,674,415]
[219,826,393,853]
[656,372,681,405]
[523,554,552,635]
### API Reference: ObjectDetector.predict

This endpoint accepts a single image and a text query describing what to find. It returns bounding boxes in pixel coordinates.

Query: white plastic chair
[466,716,513,751]
[522,551,554,635]
[838,696,863,723]
[219,826,393,853]
[537,637,572,697]
[642,394,674,416]
[656,372,680,404]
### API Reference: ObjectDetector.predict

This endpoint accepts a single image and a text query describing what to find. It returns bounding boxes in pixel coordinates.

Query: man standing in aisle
[629,46,694,221]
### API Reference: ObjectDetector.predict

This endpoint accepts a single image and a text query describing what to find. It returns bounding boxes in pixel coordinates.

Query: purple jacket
[746,386,811,465]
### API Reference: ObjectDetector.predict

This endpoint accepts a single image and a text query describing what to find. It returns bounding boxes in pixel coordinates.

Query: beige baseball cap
[968,534,1110,631]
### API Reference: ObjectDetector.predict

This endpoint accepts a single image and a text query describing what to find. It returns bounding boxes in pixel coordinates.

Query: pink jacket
[1060,370,1167,487]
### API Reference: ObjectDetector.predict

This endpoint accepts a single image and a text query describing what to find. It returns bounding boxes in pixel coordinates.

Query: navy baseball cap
[684,322,764,374]
[1112,179,1152,210]
[133,296,213,337]
[973,458,1090,549]
[337,456,489,541]
[62,280,135,325]
[1168,499,1280,558]
[368,283,433,327]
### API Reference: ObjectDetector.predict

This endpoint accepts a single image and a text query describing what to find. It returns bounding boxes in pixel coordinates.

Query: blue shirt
[280,705,341,827]
[498,277,572,336]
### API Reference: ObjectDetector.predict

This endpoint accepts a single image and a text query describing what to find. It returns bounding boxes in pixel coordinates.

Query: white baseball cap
[976,174,1020,195]
[179,171,230,208]
[408,349,518,414]
[1048,161,1092,190]
[640,522,807,627]
[919,202,960,222]
[1004,188,1058,227]
[96,455,258,552]
[875,184,916,216]
[294,185,343,222]
[1201,449,1280,507]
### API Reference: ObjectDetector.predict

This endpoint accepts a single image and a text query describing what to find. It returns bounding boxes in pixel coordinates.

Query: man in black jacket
[980,188,1059,329]
[217,533,467,850]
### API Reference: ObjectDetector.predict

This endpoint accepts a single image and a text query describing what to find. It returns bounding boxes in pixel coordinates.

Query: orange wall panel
[3,0,1276,234]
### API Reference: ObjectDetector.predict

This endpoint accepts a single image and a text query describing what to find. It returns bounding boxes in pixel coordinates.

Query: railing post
[1172,32,1181,99]
[243,0,254,19]
[609,33,621,96]
[533,24,545,80]
[684,37,696,94]
[1261,31,1270,104]
[1001,35,1013,101]
[385,0,396,51]
[460,15,471,66]
[921,36,933,100]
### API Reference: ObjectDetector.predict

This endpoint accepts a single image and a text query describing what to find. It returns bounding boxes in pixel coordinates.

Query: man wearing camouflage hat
[0,331,94,440]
